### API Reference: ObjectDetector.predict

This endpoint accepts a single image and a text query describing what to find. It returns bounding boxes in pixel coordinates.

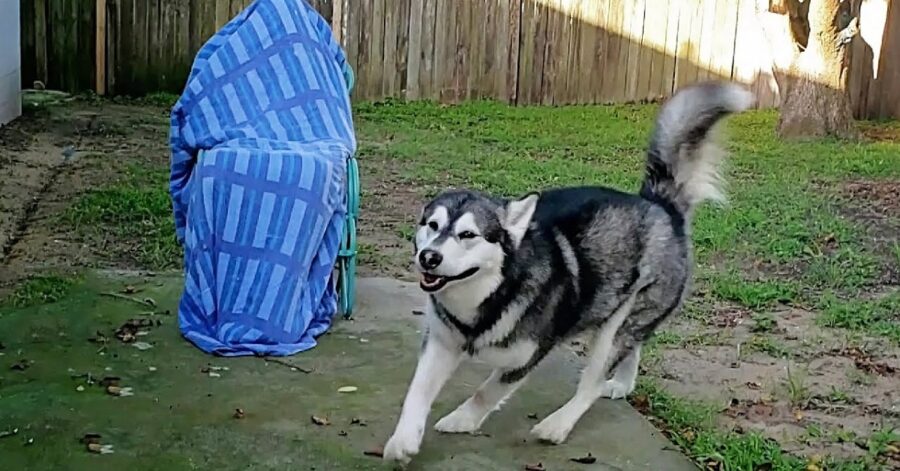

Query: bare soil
[0,99,171,293]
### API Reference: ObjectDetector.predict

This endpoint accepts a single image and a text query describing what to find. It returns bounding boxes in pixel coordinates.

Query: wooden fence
[18,0,900,119]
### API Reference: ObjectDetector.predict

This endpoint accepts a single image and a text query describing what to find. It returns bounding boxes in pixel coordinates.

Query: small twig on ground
[260,356,313,374]
[100,292,156,308]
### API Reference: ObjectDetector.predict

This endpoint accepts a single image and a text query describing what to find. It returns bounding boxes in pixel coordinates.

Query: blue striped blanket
[169,0,356,356]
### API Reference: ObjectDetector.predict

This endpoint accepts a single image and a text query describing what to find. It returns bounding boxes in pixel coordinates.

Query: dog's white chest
[471,340,537,369]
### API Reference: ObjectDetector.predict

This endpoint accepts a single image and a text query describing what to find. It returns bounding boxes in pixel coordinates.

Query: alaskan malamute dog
[384,82,754,464]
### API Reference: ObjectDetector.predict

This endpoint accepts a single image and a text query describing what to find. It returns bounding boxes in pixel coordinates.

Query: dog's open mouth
[419,267,479,292]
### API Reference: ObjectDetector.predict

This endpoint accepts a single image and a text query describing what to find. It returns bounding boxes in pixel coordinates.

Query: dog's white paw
[383,427,421,465]
[434,408,481,434]
[530,413,575,444]
[598,380,634,400]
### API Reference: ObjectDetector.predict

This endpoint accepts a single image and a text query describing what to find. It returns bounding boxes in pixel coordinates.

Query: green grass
[634,381,894,470]
[1,275,79,308]
[817,291,900,343]
[63,165,179,270]
[706,272,799,309]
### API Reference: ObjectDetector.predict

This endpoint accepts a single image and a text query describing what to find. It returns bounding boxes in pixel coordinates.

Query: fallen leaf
[311,415,330,426]
[338,430,348,437]
[148,366,157,372]
[337,386,358,393]
[350,418,367,427]
[793,410,804,421]
[115,318,154,343]
[681,429,696,442]
[570,453,597,464]
[208,372,221,378]
[363,446,384,458]
[105,385,133,397]
[233,408,245,419]
[88,331,109,344]
[76,385,85,392]
[524,463,546,471]
[143,297,157,307]
[132,342,153,351]
[99,376,121,388]
[10,359,30,371]
[746,381,762,390]
[629,394,650,414]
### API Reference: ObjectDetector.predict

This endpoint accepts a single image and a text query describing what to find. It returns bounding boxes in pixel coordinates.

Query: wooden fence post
[96,0,107,95]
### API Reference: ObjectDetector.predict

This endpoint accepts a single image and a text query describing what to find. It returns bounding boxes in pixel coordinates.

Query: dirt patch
[651,306,900,463]
[357,153,422,281]
[835,179,900,287]
[842,180,900,222]
[861,123,900,143]
[0,99,171,294]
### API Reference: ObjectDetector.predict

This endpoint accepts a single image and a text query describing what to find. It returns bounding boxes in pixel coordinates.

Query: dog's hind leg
[531,295,636,444]
[434,369,526,433]
[598,344,641,399]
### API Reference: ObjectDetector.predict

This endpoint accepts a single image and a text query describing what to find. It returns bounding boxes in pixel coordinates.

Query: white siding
[0,0,22,126]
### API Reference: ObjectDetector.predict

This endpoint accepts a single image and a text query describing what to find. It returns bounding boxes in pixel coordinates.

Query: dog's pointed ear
[501,193,539,248]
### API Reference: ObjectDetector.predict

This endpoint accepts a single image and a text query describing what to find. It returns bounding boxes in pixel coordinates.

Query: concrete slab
[0,274,695,470]
[346,278,696,471]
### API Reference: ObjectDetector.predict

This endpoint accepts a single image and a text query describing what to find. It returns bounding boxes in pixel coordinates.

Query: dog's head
[413,190,538,294]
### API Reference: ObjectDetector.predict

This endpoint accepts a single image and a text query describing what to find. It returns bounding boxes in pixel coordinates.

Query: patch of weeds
[136,92,179,108]
[747,335,790,358]
[891,242,900,267]
[1,275,79,308]
[750,313,777,333]
[861,428,899,460]
[783,363,811,408]
[817,291,900,344]
[358,242,394,270]
[395,224,416,242]
[631,380,806,470]
[649,330,683,347]
[707,272,798,310]
[825,387,853,404]
[64,175,179,270]
[804,247,879,291]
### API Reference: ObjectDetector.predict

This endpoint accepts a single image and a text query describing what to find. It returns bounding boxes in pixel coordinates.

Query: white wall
[0,0,22,126]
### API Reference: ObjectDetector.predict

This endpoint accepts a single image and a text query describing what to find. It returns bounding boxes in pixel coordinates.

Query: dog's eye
[428,221,439,231]
[458,231,477,240]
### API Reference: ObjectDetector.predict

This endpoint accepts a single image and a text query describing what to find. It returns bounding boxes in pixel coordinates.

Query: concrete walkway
[0,274,695,470]
[345,278,696,470]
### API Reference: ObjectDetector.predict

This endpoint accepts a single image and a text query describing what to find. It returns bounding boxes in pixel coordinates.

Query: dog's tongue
[421,273,442,285]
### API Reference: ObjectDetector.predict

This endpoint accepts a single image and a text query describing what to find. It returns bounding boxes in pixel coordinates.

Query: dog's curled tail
[640,81,753,217]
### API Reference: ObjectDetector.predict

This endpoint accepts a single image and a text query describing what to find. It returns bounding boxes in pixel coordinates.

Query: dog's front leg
[384,335,462,464]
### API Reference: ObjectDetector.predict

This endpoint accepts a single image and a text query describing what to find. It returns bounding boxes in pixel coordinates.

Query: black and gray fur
[384,81,753,463]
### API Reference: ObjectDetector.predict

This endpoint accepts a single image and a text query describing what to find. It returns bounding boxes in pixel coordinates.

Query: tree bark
[774,0,857,139]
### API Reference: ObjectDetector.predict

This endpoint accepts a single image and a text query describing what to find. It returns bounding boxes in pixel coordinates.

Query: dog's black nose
[418,249,443,270]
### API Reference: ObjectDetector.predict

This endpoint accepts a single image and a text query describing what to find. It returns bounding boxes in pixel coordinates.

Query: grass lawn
[2,96,898,469]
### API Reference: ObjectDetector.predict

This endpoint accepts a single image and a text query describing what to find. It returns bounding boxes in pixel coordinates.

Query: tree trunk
[776,0,856,139]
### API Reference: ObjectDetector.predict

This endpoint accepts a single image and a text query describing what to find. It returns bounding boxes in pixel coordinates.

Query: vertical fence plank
[506,0,521,104]
[660,0,680,97]
[641,0,669,101]
[405,0,424,99]
[96,0,107,94]
[106,0,119,94]
[20,0,36,88]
